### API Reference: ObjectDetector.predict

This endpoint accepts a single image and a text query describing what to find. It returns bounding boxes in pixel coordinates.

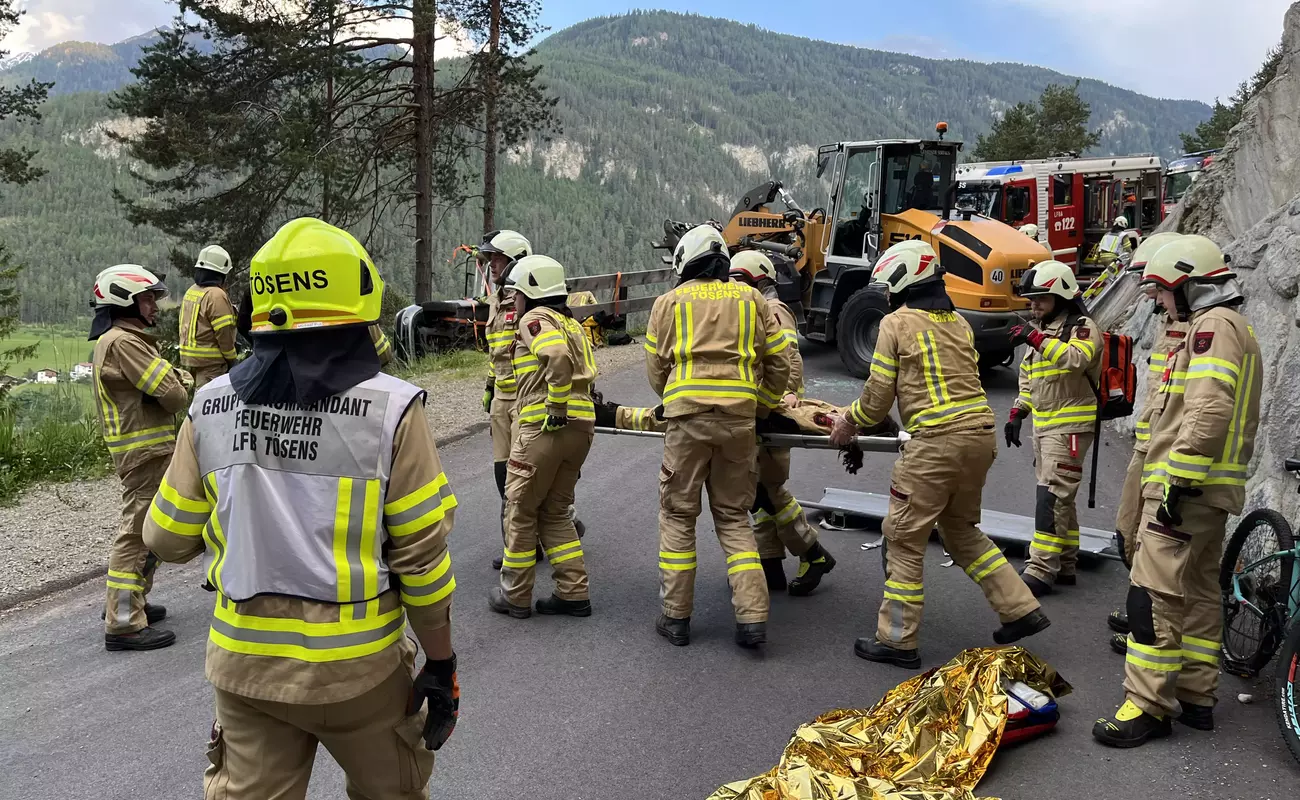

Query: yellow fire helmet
[1125,232,1181,274]
[248,217,384,333]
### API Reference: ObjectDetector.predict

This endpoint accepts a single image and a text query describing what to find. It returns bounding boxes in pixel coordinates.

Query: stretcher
[593,427,906,453]
[802,487,1121,562]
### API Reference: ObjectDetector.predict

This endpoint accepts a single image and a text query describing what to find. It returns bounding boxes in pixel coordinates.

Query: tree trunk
[412,0,435,304]
[481,0,501,234]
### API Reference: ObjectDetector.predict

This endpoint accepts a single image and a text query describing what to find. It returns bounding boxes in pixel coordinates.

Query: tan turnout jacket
[486,287,519,399]
[179,285,238,368]
[513,306,598,430]
[1134,316,1190,451]
[93,320,188,474]
[1014,312,1103,435]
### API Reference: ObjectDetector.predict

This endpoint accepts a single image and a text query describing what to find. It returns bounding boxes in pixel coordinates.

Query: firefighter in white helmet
[648,225,791,649]
[1104,232,1186,653]
[144,217,460,795]
[477,229,534,569]
[90,264,190,651]
[728,250,836,596]
[1006,260,1102,597]
[179,244,239,388]
[1020,223,1039,239]
[1095,235,1261,747]
[830,240,1048,667]
[488,254,597,619]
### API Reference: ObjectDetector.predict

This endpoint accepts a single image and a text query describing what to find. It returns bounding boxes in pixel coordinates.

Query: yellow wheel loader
[657,124,1052,378]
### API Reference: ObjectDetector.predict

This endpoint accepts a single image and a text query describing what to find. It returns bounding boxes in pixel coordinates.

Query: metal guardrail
[566,268,675,322]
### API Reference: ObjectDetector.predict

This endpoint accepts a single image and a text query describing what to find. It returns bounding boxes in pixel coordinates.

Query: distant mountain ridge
[0,11,1212,323]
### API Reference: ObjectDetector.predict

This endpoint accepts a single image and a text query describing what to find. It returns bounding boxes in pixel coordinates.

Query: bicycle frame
[1231,547,1300,620]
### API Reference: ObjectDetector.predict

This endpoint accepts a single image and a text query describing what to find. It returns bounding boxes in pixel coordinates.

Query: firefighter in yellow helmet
[179,245,239,388]
[1095,235,1261,747]
[1104,232,1186,653]
[830,241,1048,667]
[1005,260,1103,596]
[728,250,836,596]
[91,264,190,651]
[478,229,533,570]
[488,254,598,618]
[143,218,460,798]
[647,225,791,649]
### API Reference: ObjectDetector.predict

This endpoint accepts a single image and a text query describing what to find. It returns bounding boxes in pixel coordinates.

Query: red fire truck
[954,155,1166,273]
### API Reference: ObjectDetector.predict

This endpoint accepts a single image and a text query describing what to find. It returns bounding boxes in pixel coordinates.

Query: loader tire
[836,287,887,379]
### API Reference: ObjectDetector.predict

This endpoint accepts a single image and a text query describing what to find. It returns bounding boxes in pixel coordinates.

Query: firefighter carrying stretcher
[728,250,837,597]
[829,240,1049,668]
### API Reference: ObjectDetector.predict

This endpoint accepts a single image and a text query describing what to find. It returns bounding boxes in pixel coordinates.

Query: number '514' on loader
[655,123,1052,377]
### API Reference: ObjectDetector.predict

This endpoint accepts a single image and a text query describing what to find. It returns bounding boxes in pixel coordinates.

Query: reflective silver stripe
[151,492,210,528]
[399,557,455,604]
[343,478,369,616]
[727,555,761,572]
[909,397,989,428]
[209,612,406,650]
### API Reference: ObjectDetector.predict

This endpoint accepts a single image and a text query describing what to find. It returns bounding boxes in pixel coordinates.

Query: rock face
[1122,1,1300,521]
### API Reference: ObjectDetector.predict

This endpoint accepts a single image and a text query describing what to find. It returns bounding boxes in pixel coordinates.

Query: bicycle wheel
[1219,509,1295,676]
[1274,617,1300,766]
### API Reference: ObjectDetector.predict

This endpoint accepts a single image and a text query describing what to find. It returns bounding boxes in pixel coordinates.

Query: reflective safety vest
[189,373,427,606]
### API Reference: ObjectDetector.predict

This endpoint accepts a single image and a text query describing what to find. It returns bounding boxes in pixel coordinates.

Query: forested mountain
[0,11,1211,324]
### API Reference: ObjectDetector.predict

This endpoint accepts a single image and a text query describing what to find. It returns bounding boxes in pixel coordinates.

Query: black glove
[542,414,568,433]
[1157,484,1203,527]
[407,655,459,751]
[594,402,619,428]
[1004,408,1024,448]
[653,405,665,421]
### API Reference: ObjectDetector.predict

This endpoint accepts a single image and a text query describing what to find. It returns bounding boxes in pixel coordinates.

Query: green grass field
[1,323,93,377]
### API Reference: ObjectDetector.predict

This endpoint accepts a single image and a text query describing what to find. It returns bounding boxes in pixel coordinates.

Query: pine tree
[1179,43,1283,153]
[972,81,1099,161]
[0,0,52,388]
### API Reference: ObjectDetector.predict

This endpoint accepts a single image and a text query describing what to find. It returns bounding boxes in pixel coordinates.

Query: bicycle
[1219,456,1300,765]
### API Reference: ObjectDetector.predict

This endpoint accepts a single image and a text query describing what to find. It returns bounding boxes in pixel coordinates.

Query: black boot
[761,558,787,591]
[105,626,176,652]
[492,555,503,571]
[1054,573,1077,586]
[1177,701,1214,731]
[1020,571,1053,597]
[1093,700,1172,747]
[788,543,836,597]
[574,518,586,539]
[1109,632,1128,655]
[535,594,592,617]
[656,614,690,646]
[1108,610,1130,634]
[993,609,1051,644]
[735,622,767,649]
[854,637,921,669]
[101,604,167,625]
[487,587,531,619]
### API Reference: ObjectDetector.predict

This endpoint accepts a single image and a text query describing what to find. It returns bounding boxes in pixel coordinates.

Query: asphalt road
[1,346,1296,800]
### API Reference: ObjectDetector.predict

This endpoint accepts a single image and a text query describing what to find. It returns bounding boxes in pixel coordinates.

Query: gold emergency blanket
[708,647,1071,800]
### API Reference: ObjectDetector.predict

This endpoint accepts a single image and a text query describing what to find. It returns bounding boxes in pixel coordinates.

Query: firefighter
[728,250,836,596]
[1005,260,1102,596]
[480,229,534,570]
[1095,235,1261,747]
[237,283,392,367]
[830,240,1048,668]
[1105,232,1185,652]
[1020,223,1039,239]
[648,225,791,649]
[143,217,460,797]
[90,265,189,651]
[488,255,597,618]
[179,245,239,388]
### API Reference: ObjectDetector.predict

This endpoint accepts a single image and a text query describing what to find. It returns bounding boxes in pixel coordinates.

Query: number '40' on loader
[655,123,1053,378]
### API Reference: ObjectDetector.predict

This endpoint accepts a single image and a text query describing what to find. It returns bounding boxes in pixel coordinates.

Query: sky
[0,0,1292,103]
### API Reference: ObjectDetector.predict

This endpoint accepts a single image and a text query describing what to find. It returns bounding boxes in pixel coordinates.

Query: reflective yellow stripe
[202,474,227,594]
[847,398,881,428]
[334,478,356,605]
[149,477,212,537]
[1125,639,1182,672]
[134,357,171,394]
[965,548,1007,582]
[529,330,566,354]
[884,578,924,603]
[658,550,697,571]
[399,551,456,607]
[209,600,407,663]
[104,425,177,453]
[211,314,236,331]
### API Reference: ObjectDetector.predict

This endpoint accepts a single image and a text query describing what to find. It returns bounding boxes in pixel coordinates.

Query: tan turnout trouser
[753,447,817,559]
[189,363,230,389]
[1122,498,1227,718]
[1115,446,1147,566]
[658,410,769,624]
[204,667,433,800]
[489,396,517,463]
[878,425,1039,649]
[1024,431,1094,583]
[500,424,592,606]
[104,454,170,634]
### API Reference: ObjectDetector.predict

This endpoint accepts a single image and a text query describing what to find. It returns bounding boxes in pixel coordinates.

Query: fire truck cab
[954,155,1166,275]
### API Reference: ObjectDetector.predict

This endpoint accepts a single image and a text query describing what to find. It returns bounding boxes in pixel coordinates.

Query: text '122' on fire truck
[954,155,1166,275]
